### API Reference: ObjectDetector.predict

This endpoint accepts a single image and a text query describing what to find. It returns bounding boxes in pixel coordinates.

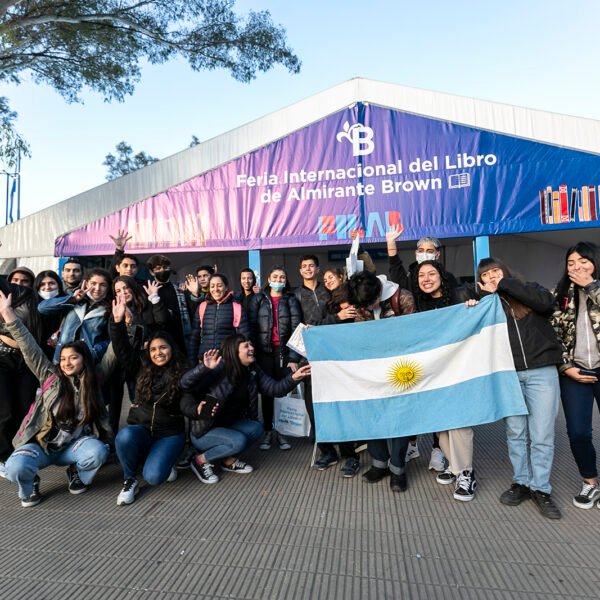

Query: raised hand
[72,280,88,302]
[109,229,132,250]
[203,348,222,369]
[112,296,127,323]
[185,274,200,296]
[143,280,162,297]
[385,223,404,244]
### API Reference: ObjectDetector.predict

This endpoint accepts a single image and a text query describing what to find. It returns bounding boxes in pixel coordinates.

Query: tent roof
[3,76,600,259]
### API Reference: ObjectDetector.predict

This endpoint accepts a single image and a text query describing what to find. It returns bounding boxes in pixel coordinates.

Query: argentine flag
[303,295,527,442]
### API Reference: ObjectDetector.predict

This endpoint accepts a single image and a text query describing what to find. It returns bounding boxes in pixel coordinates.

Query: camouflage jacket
[551,281,600,373]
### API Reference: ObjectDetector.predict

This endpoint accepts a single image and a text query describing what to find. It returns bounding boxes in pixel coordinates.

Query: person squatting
[1,228,599,522]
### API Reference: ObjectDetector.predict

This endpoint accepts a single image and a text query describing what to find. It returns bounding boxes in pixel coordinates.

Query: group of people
[0,229,599,522]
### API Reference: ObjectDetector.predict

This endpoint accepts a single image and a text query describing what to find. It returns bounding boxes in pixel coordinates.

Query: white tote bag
[273,383,311,438]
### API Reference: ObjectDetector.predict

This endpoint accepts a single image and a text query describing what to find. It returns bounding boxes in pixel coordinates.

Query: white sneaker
[405,442,420,462]
[167,467,177,483]
[428,447,446,472]
[117,478,139,505]
[0,460,7,479]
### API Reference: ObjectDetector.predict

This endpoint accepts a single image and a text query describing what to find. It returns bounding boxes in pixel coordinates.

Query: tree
[103,141,158,180]
[0,0,300,167]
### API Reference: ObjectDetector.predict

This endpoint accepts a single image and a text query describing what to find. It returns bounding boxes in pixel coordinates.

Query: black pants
[256,347,289,432]
[304,375,358,459]
[0,352,38,460]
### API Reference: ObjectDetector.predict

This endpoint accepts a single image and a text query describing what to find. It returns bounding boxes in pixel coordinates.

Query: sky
[3,0,600,218]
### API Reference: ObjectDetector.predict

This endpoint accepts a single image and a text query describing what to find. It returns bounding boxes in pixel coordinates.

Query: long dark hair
[33,270,64,297]
[55,341,103,425]
[412,260,453,311]
[477,257,531,320]
[555,241,600,303]
[221,334,252,387]
[113,275,146,315]
[135,330,188,406]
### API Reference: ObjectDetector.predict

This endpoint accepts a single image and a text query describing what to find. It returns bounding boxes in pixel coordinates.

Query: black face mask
[154,269,171,283]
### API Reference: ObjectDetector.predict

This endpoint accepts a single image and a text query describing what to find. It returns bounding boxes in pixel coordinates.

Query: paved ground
[1,408,599,600]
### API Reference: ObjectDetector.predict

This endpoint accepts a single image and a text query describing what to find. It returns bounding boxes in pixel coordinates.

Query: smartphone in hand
[579,368,597,377]
[198,394,220,418]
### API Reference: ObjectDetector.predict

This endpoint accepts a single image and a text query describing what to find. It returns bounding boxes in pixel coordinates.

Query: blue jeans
[505,366,559,494]
[115,425,185,485]
[368,436,411,475]
[560,368,600,479]
[5,436,109,499]
[191,419,263,463]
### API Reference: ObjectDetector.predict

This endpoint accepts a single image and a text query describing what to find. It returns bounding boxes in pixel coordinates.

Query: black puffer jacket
[188,293,251,361]
[480,278,562,371]
[109,319,188,438]
[180,361,298,436]
[249,291,302,361]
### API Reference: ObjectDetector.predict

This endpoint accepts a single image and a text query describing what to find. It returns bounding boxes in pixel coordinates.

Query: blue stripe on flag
[313,371,527,442]
[304,295,504,361]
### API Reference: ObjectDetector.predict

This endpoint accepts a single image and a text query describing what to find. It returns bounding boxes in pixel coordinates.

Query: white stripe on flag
[311,323,515,403]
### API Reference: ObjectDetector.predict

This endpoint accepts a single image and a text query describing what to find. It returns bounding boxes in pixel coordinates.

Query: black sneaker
[314,453,338,470]
[531,490,561,520]
[190,456,219,484]
[453,469,476,502]
[436,469,456,485]
[362,466,390,483]
[573,481,600,509]
[340,457,360,478]
[390,472,407,493]
[66,465,88,495]
[500,483,531,506]
[21,475,42,508]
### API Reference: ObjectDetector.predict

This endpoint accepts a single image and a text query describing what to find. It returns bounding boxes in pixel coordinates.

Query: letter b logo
[336,122,375,157]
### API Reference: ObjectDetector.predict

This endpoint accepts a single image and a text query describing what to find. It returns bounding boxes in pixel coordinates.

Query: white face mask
[416,252,437,264]
[38,289,59,300]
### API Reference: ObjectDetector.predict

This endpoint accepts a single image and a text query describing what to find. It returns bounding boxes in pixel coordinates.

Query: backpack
[198,301,242,328]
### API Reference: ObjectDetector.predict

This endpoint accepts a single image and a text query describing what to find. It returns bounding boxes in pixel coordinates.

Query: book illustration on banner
[539,184,599,225]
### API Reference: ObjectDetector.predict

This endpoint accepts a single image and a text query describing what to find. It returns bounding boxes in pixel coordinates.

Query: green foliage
[103,141,158,180]
[0,96,29,169]
[0,0,300,163]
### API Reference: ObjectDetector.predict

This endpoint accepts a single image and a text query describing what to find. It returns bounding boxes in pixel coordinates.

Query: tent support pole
[248,249,261,285]
[473,236,490,279]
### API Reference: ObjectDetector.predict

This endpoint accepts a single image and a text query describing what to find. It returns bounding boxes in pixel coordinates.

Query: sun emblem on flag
[387,359,423,391]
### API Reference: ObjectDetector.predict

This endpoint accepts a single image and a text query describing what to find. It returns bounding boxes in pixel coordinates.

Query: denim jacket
[38,292,109,364]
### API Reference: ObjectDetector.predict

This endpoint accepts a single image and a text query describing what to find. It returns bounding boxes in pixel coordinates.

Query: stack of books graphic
[539,185,598,224]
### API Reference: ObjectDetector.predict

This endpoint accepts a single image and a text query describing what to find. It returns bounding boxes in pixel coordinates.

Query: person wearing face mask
[248,266,302,451]
[33,270,66,359]
[8,266,35,288]
[147,254,191,353]
[188,273,251,363]
[385,224,458,292]
[37,268,112,364]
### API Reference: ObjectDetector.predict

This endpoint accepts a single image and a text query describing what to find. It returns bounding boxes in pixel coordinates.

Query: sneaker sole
[116,489,139,506]
[436,477,456,485]
[68,486,88,495]
[21,497,41,508]
[428,463,446,472]
[573,498,597,509]
[259,446,271,451]
[279,445,291,451]
[190,464,220,484]
[453,493,475,502]
[315,461,338,471]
